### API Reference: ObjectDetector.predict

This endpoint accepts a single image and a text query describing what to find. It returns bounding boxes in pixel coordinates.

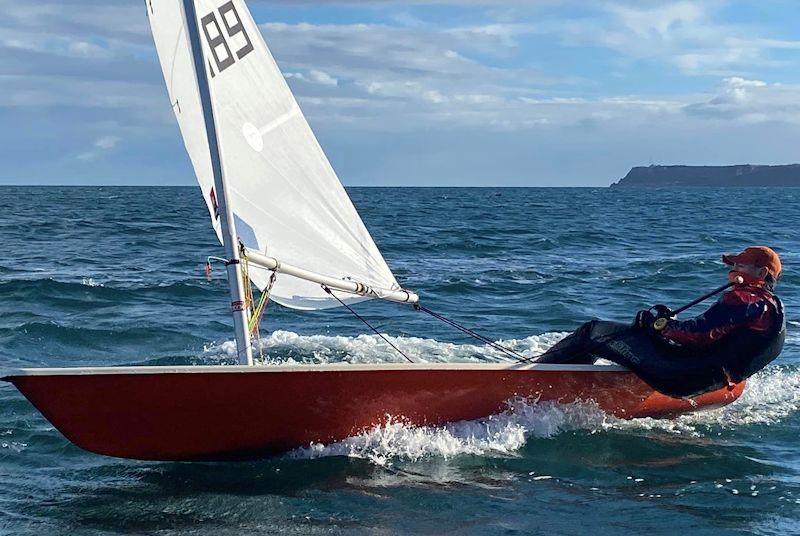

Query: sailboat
[2,0,743,461]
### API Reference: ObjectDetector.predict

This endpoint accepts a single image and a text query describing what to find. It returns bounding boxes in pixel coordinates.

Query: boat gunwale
[2,362,630,379]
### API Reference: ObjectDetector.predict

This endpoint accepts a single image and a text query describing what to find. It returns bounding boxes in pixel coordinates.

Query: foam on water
[202,329,569,364]
[287,399,611,466]
[671,365,800,427]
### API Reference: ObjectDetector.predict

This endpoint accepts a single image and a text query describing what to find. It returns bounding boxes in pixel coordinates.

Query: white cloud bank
[0,0,799,185]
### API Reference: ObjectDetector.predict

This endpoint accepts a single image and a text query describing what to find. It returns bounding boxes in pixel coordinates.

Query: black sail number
[201,11,234,73]
[201,1,253,77]
[219,1,253,59]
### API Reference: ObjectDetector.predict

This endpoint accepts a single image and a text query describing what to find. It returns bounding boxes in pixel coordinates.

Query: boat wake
[286,399,611,465]
[282,365,800,465]
[200,331,800,465]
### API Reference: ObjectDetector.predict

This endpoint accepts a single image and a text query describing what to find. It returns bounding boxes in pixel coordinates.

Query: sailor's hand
[648,304,674,331]
[635,309,656,328]
[651,304,674,319]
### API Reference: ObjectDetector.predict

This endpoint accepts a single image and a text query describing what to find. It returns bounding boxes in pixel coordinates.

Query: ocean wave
[0,321,203,352]
[0,277,211,304]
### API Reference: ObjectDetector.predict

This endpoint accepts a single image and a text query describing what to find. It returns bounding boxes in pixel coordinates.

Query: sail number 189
[201,1,253,77]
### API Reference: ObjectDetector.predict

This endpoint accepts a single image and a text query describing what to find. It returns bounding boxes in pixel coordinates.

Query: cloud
[4,1,797,132]
[545,1,800,76]
[0,0,167,144]
[76,135,121,161]
[67,40,111,59]
[265,19,752,136]
[285,69,339,86]
[261,20,581,130]
[608,1,704,38]
[94,135,119,149]
[253,2,800,134]
[684,77,800,124]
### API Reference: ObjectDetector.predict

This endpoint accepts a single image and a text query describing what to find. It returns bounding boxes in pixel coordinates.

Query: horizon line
[0,183,615,188]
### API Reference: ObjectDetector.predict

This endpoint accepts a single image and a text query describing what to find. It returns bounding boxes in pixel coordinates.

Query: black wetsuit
[536,286,785,398]
[535,319,628,365]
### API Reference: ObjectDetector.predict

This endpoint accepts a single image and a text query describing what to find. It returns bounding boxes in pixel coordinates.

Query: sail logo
[201,1,254,78]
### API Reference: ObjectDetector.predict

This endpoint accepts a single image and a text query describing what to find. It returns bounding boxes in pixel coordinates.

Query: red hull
[3,364,743,461]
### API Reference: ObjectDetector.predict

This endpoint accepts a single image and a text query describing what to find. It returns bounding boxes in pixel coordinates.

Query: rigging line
[249,271,277,335]
[415,304,528,362]
[322,285,415,364]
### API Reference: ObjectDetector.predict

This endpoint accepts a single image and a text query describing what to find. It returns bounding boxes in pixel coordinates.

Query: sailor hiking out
[537,246,786,398]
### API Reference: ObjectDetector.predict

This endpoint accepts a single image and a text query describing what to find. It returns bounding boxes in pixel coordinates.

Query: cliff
[612,164,800,187]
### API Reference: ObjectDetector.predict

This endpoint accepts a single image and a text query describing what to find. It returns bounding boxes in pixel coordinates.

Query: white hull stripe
[3,363,629,378]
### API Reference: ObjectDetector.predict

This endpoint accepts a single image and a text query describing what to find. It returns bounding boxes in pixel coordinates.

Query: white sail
[147,0,222,241]
[147,0,404,310]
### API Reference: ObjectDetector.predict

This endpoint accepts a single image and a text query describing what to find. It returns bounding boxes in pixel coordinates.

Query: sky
[2,0,800,186]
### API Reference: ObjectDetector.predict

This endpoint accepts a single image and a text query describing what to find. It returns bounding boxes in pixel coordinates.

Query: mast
[180,0,253,366]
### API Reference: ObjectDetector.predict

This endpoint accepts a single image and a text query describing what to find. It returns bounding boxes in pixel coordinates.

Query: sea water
[0,186,798,535]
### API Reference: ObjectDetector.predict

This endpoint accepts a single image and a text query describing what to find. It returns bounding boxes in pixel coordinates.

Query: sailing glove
[651,304,674,319]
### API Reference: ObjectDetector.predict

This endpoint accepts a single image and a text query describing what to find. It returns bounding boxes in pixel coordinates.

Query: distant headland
[612,164,800,187]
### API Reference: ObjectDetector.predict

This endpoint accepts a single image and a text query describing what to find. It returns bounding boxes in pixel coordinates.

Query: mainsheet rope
[322,290,529,363]
[414,305,528,362]
[322,285,415,364]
